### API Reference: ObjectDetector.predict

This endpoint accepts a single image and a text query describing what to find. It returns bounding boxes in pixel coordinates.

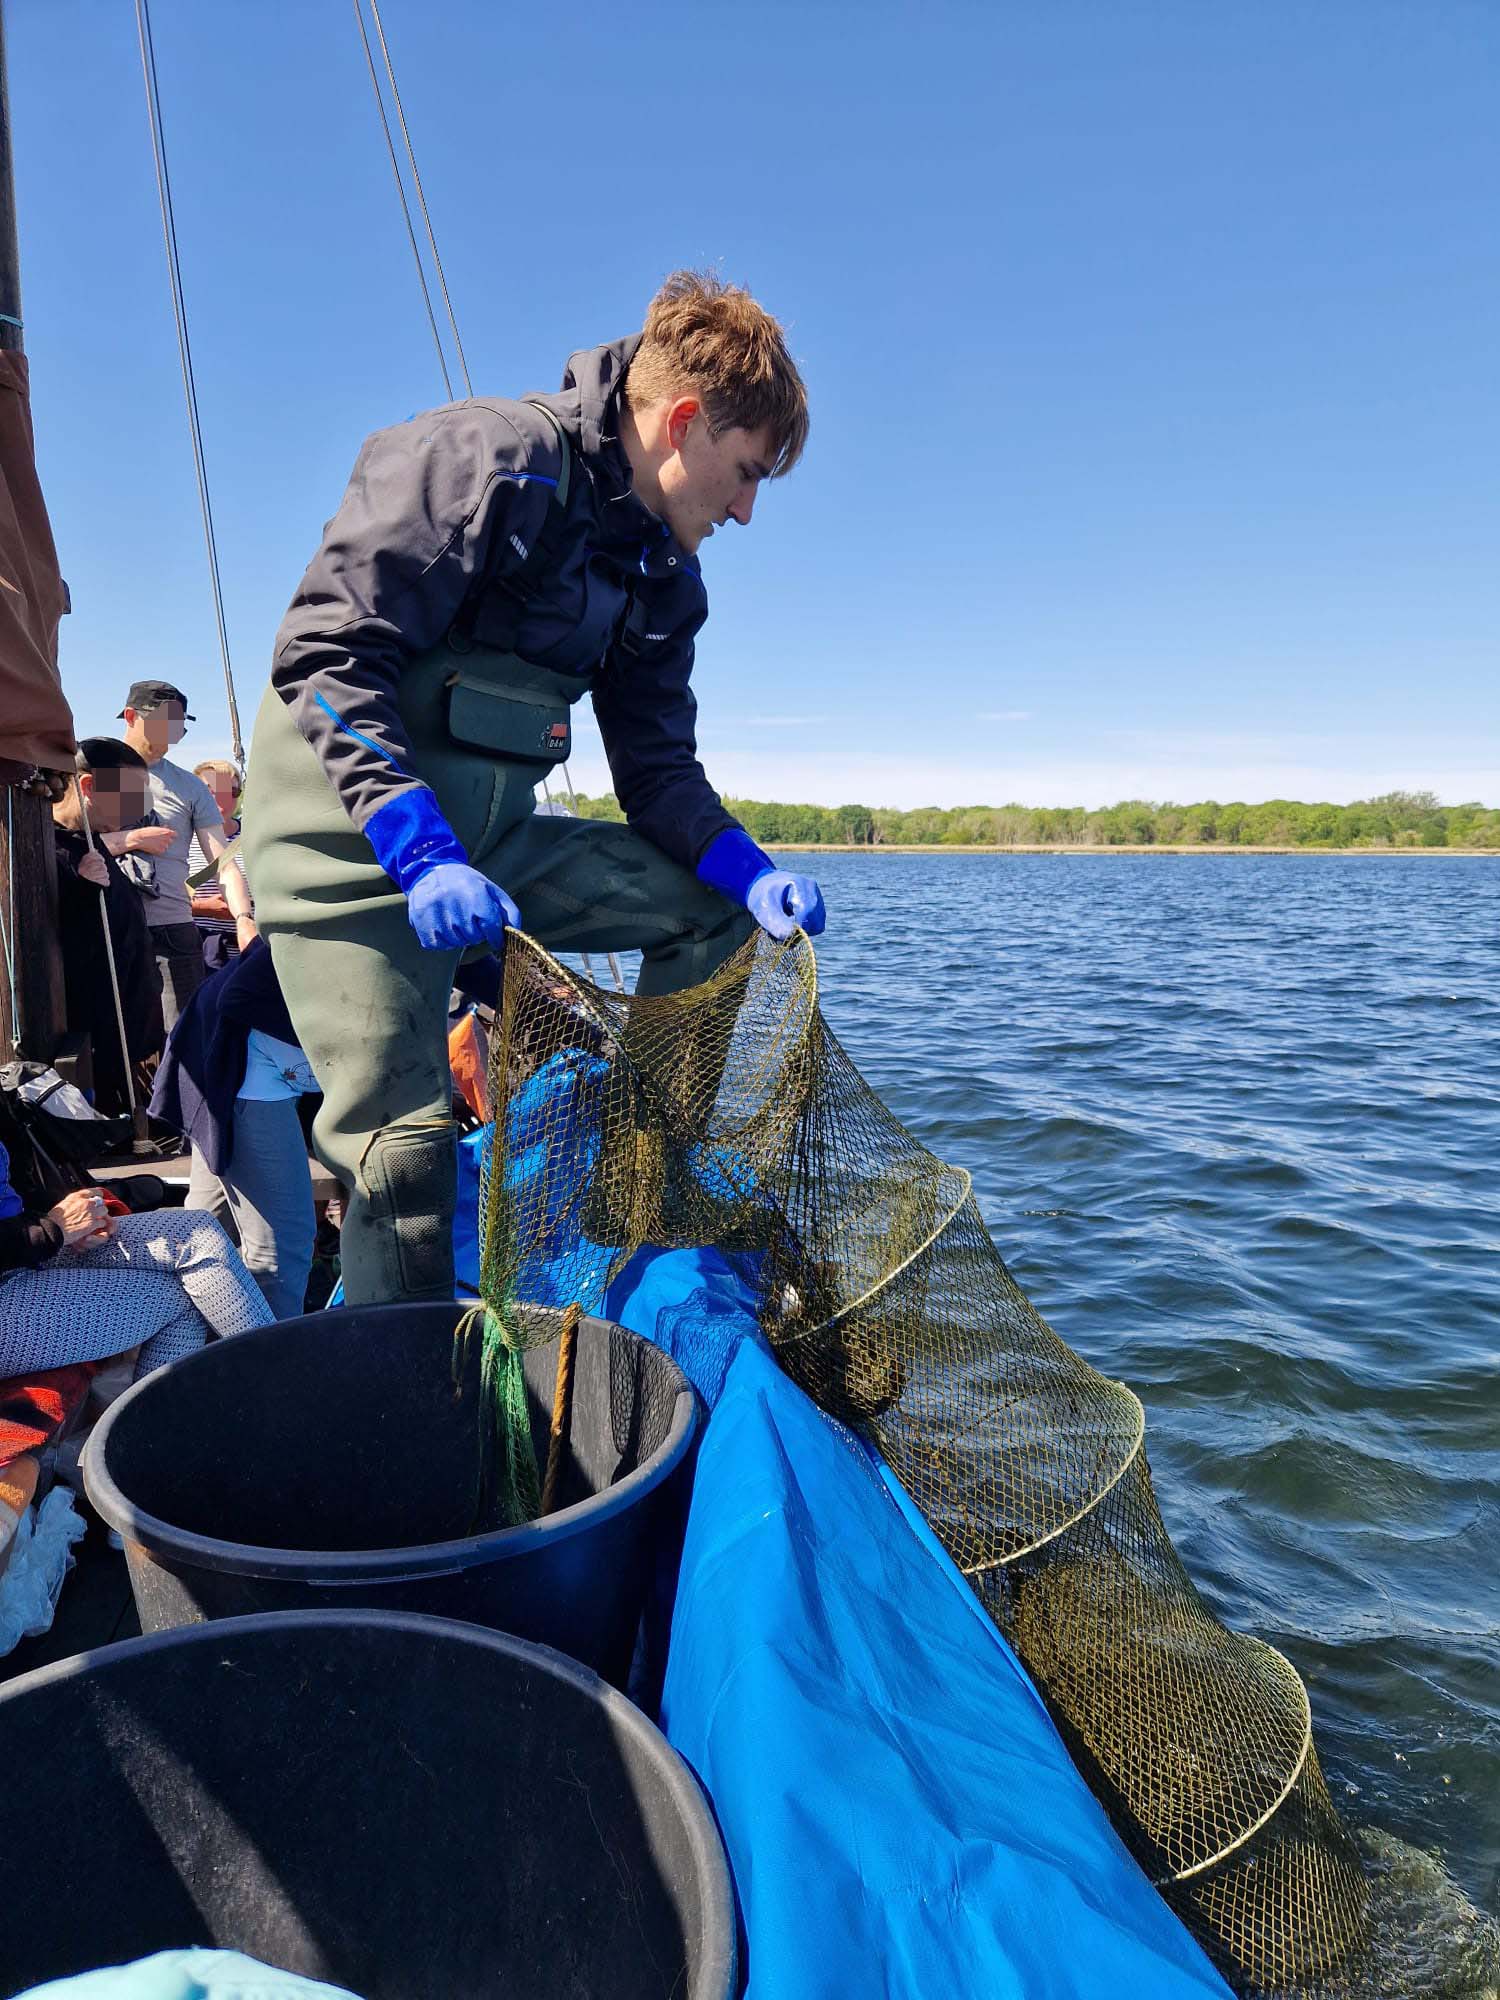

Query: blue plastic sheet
[604,1245,1233,2000]
[452,1127,487,1298]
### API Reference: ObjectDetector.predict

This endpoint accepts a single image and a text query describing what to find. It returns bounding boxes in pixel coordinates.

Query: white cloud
[976,709,1032,723]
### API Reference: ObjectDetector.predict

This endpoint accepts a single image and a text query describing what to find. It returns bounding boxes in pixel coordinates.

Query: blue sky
[9,0,1498,809]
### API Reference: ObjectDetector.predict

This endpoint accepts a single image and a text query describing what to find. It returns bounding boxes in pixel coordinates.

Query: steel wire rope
[351,0,454,400]
[364,0,473,398]
[351,6,625,991]
[131,0,245,768]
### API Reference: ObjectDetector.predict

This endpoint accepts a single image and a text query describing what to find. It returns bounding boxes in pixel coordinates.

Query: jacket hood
[557,332,643,462]
[548,331,675,548]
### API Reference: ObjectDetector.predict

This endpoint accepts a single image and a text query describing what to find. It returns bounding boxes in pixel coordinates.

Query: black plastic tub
[83,1302,697,1685]
[0,1609,735,1999]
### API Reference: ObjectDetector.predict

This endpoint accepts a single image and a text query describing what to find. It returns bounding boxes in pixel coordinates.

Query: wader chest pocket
[444,672,572,768]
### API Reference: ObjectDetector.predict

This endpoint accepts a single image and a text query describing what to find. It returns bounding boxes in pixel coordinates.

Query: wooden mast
[0,0,69,1067]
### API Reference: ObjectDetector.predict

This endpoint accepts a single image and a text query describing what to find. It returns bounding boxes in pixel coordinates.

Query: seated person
[50,738,165,1115]
[0,1142,273,1381]
[190,758,248,972]
[150,938,320,1322]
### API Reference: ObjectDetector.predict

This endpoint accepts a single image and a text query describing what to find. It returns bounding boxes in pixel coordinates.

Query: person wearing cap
[106,680,256,1030]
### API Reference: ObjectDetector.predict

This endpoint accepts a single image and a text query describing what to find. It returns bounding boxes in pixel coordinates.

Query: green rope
[455,1301,540,1529]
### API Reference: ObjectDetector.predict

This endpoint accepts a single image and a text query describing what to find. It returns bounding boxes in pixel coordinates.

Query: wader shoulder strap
[448,400,573,652]
[527,400,572,509]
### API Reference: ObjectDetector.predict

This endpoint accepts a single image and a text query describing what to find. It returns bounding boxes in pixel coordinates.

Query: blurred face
[83,766,150,835]
[654,404,774,556]
[123,700,187,762]
[203,769,240,820]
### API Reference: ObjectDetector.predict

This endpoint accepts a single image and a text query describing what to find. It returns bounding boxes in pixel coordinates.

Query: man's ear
[665,397,702,453]
[77,771,96,801]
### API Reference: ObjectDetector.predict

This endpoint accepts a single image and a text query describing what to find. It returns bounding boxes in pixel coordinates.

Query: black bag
[0,1062,131,1206]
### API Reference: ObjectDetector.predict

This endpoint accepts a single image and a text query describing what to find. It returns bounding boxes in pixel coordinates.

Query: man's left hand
[696,829,828,942]
[746,870,826,941]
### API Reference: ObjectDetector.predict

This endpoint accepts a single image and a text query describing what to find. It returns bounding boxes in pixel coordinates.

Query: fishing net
[471,927,1372,1994]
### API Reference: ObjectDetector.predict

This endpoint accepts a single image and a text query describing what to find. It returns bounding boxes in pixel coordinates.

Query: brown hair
[625,270,808,477]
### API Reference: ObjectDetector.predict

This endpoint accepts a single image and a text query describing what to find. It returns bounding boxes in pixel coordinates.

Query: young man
[244,271,825,1305]
[110,679,256,1029]
[51,738,163,1115]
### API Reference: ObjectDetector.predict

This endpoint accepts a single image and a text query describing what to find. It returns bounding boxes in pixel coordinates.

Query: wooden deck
[102,1147,344,1203]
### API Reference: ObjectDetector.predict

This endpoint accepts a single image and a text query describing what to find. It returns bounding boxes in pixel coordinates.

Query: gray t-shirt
[141,757,224,929]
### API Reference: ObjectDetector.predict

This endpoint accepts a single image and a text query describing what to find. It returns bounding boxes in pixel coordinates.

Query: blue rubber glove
[747,868,826,940]
[407,866,519,951]
[365,788,520,951]
[697,827,827,942]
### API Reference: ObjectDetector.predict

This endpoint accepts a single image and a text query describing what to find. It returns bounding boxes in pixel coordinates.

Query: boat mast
[0,0,69,1069]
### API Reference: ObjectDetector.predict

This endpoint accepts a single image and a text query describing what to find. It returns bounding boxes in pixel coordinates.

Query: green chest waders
[243,434,753,1306]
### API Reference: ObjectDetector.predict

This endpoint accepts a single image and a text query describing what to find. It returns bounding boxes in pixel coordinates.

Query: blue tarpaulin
[602,1244,1233,2000]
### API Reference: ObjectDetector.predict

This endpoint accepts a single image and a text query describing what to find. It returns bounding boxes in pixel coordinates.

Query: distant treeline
[569,789,1500,849]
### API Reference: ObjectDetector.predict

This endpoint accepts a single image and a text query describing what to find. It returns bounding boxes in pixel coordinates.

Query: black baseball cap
[118,679,195,720]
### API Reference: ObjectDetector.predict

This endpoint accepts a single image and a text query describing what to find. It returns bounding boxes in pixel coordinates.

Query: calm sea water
[787,851,1499,1965]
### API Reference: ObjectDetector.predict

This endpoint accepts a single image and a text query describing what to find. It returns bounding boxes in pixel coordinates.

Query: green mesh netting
[460,925,1488,1995]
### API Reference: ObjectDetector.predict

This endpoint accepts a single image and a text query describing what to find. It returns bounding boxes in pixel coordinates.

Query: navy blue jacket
[0,1138,62,1273]
[268,335,739,873]
[149,939,298,1177]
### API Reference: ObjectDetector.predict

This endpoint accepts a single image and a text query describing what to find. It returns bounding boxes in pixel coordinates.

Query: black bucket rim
[0,1606,737,2000]
[82,1307,698,1585]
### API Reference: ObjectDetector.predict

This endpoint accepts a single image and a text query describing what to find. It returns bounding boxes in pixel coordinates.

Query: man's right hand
[365,788,520,953]
[78,851,110,888]
[407,864,519,952]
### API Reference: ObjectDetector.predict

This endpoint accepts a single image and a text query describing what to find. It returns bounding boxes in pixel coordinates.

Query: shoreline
[760,843,1499,857]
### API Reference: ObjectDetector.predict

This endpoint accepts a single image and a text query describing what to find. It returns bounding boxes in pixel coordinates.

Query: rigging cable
[351,0,455,401]
[131,0,245,768]
[350,3,625,993]
[365,0,473,398]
